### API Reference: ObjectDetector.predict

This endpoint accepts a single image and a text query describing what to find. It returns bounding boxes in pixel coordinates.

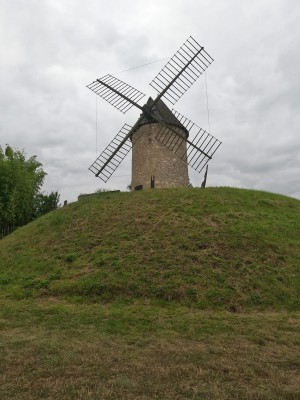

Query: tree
[0,145,59,230]
[33,191,60,219]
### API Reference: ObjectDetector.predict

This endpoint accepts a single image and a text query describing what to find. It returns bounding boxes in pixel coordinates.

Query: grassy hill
[1,187,299,399]
[1,187,299,309]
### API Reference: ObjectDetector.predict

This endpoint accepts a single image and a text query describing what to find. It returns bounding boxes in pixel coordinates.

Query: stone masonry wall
[131,123,189,189]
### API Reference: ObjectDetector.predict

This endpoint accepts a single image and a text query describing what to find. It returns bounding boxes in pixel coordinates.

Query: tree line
[0,145,60,235]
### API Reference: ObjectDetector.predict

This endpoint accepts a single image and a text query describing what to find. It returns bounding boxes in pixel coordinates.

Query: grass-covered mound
[1,187,300,399]
[1,187,299,310]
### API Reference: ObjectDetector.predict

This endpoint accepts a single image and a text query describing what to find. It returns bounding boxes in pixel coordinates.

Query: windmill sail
[186,127,221,172]
[87,75,145,114]
[155,109,222,173]
[89,124,133,182]
[150,36,214,106]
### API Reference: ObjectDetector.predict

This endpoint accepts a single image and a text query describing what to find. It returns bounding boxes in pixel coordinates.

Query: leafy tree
[34,191,60,219]
[0,145,59,230]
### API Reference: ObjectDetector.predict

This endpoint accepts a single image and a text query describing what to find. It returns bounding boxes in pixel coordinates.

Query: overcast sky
[1,0,299,202]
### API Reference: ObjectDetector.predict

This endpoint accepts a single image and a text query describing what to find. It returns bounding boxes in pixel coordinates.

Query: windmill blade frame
[87,74,145,114]
[155,109,222,173]
[89,123,134,182]
[150,36,214,106]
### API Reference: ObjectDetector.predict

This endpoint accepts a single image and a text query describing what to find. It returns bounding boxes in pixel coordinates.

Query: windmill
[87,36,221,190]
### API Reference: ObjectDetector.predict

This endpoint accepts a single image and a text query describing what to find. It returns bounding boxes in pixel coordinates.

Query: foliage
[0,145,59,229]
[34,191,60,219]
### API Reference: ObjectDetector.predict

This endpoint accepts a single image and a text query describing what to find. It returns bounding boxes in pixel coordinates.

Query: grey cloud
[0,0,299,202]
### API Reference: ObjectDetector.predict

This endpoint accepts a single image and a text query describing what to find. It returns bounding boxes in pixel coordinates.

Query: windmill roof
[133,97,188,137]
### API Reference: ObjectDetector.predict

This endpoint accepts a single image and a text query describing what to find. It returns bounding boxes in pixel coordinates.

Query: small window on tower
[148,138,152,144]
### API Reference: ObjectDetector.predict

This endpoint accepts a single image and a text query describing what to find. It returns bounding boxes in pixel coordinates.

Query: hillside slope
[1,187,299,309]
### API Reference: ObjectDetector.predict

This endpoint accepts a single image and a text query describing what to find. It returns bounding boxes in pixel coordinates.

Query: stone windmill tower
[131,97,189,189]
[87,37,221,190]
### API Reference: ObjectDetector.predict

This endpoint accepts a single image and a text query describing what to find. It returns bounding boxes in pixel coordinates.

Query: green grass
[1,187,299,309]
[0,187,300,399]
[1,299,300,399]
